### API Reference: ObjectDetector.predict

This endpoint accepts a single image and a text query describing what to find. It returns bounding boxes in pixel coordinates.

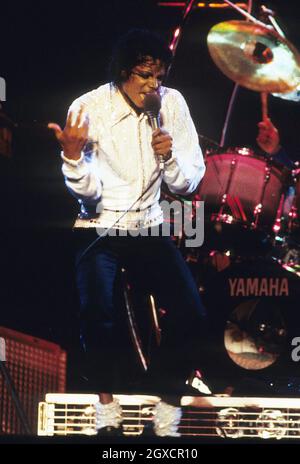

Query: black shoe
[185,374,234,397]
[97,425,123,436]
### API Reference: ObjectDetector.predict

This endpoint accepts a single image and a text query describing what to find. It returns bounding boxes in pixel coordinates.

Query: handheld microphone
[144,92,165,170]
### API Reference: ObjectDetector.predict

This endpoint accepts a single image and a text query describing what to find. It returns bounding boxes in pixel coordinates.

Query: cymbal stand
[216,153,239,221]
[223,0,269,28]
[219,0,253,148]
[220,1,284,148]
[259,4,286,38]
[167,0,197,76]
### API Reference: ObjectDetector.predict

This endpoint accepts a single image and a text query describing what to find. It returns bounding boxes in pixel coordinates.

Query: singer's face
[121,58,166,109]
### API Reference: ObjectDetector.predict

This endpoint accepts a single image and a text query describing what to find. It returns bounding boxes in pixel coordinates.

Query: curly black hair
[108,29,173,86]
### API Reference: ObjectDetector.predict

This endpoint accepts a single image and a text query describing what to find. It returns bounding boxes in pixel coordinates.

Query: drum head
[197,254,300,395]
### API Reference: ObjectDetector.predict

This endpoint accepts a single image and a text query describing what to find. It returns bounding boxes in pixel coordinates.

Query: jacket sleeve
[162,90,205,195]
[61,101,102,204]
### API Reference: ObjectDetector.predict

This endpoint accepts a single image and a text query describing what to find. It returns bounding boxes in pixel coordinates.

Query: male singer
[48,29,207,437]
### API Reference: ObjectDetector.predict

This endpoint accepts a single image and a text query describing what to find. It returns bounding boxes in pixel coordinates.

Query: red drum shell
[198,149,289,232]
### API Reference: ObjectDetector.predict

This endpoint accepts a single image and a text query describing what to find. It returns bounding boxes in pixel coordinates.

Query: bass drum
[195,253,300,396]
[198,147,289,239]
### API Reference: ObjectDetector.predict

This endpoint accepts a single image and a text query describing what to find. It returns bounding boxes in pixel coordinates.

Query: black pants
[75,228,207,395]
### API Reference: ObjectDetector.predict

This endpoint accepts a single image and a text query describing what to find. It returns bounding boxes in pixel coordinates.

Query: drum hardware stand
[259,4,286,39]
[167,0,197,75]
[254,86,273,229]
[217,157,236,219]
[217,155,245,224]
[288,205,298,233]
[218,1,290,148]
[121,268,148,373]
[219,0,253,148]
[121,268,162,373]
[253,162,273,229]
[286,167,300,233]
[272,193,285,234]
[149,295,162,347]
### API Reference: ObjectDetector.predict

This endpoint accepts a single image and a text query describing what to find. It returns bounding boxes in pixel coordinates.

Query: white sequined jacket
[61,83,205,230]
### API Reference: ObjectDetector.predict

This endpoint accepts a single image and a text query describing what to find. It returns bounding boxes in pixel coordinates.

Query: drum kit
[177,10,300,274]
[162,4,300,391]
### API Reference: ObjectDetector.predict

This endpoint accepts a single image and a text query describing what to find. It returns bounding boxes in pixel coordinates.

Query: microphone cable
[76,163,165,267]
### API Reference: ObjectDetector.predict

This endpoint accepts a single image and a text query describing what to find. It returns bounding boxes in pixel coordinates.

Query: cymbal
[207,20,300,93]
[272,85,300,102]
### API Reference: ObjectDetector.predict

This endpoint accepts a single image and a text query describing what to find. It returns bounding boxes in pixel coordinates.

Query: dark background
[1,0,300,391]
[2,0,300,153]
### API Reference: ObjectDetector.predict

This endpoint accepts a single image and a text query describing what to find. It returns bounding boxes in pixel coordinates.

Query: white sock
[94,398,123,431]
[153,401,182,437]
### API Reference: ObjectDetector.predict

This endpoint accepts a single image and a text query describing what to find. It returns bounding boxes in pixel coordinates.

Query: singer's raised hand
[151,128,172,160]
[48,107,89,160]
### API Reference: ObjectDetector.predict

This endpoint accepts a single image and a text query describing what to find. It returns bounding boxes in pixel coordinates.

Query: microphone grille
[144,92,161,114]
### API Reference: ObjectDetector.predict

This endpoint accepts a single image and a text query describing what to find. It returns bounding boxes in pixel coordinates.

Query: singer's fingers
[152,140,173,156]
[152,128,161,137]
[65,107,83,128]
[80,112,89,129]
[75,107,86,127]
[48,123,63,139]
[66,110,76,127]
[152,134,172,146]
